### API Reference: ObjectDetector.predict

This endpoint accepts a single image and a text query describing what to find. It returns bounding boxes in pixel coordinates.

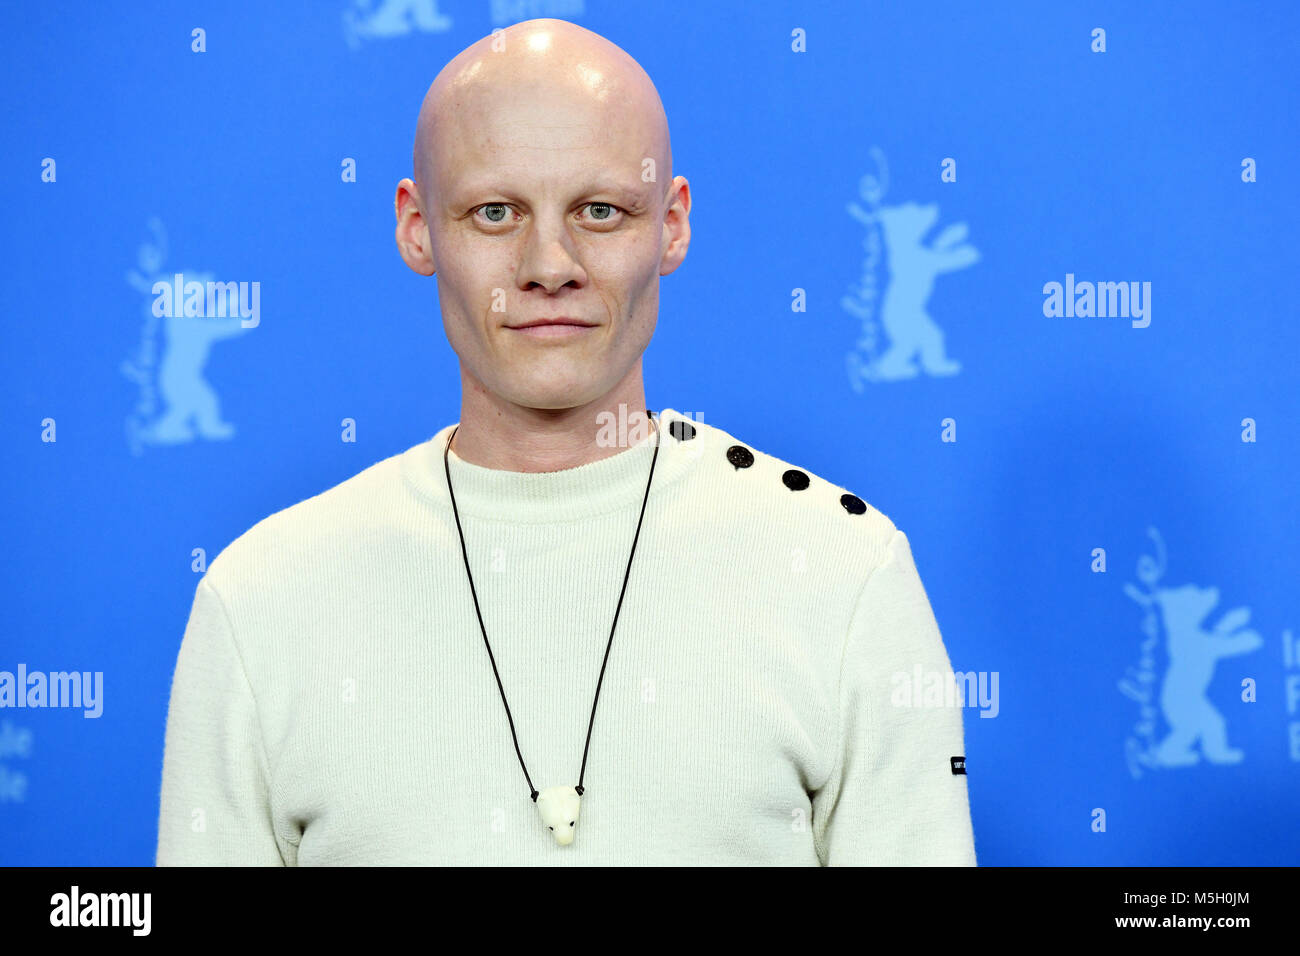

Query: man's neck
[449,370,657,473]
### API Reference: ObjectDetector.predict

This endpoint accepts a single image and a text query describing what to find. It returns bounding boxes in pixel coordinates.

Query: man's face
[400,78,688,412]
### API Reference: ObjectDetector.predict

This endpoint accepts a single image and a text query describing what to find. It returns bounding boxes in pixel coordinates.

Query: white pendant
[537,785,582,845]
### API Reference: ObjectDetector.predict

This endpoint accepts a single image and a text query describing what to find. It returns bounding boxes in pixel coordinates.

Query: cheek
[432,226,500,276]
[583,231,662,289]
[436,250,506,311]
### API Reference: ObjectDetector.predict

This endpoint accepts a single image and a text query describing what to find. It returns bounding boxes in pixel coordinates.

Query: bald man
[157,19,977,866]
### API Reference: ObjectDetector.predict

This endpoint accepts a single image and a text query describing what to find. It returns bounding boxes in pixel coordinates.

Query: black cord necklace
[442,409,662,845]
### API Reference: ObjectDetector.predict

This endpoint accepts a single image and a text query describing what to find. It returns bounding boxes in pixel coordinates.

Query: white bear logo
[1122,529,1264,777]
[843,151,979,388]
[1150,584,1262,767]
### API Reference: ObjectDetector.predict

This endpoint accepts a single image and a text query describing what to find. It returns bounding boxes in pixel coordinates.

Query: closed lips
[511,319,596,328]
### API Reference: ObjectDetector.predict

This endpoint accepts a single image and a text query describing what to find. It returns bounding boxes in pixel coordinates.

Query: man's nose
[517,216,586,292]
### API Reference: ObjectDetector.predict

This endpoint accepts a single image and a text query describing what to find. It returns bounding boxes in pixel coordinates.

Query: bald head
[412,18,672,213]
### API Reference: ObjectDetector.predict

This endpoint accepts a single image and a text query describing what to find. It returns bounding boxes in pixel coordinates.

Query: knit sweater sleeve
[156,578,288,866]
[811,528,978,866]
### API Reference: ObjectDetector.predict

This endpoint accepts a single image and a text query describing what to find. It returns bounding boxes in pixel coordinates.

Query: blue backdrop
[2,0,1297,866]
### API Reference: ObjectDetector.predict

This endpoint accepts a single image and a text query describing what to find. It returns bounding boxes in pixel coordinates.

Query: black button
[725,445,754,469]
[669,420,696,441]
[840,493,866,515]
[782,469,809,491]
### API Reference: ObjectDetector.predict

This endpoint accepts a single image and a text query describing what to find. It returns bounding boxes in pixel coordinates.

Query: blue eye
[583,202,627,223]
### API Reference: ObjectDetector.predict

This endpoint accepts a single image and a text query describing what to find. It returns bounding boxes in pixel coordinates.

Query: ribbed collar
[400,407,703,524]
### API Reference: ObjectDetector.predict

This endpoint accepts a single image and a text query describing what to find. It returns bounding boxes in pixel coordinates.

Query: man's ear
[659,175,691,277]
[395,178,436,276]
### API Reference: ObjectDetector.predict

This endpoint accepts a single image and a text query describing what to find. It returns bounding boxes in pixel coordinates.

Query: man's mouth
[507,317,597,329]
[506,317,598,339]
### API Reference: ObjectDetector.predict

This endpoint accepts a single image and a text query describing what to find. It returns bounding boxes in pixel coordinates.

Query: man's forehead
[430,113,652,197]
[449,118,606,154]
[441,164,649,205]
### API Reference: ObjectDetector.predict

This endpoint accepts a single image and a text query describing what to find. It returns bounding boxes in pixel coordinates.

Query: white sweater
[156,408,977,866]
